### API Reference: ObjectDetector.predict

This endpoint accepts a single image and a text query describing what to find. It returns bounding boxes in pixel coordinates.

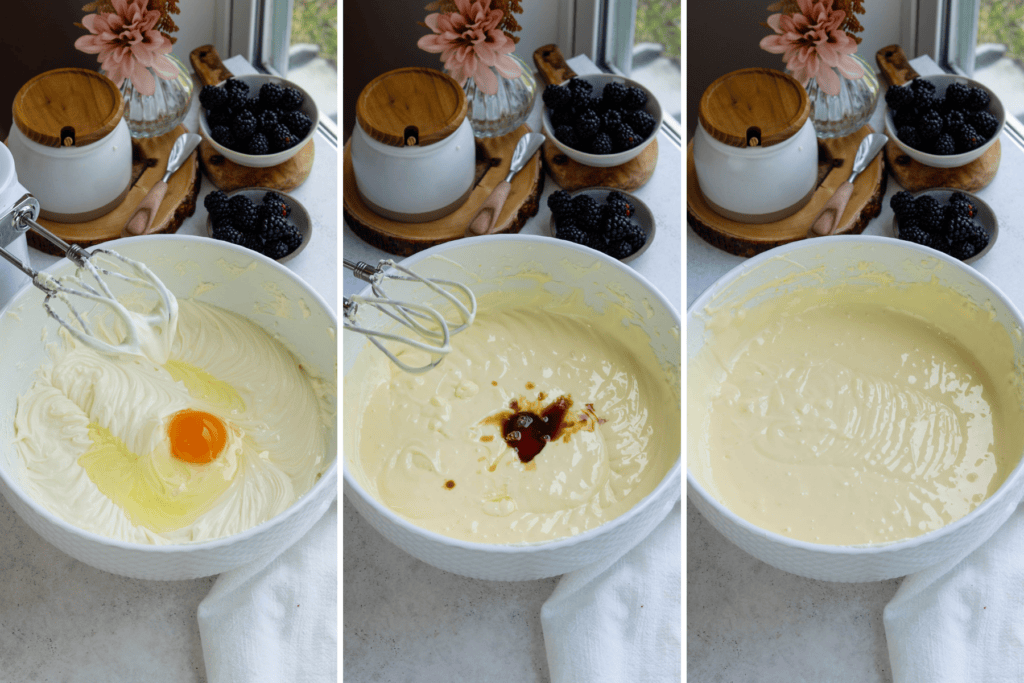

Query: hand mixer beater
[0,194,177,359]
[344,258,476,373]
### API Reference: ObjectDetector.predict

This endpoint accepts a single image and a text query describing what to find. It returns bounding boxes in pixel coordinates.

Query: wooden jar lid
[698,69,810,148]
[12,69,125,148]
[356,68,468,148]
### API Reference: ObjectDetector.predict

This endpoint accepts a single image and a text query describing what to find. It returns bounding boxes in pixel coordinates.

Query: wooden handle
[190,45,234,87]
[533,44,576,86]
[876,45,919,87]
[809,181,855,237]
[123,181,169,236]
[466,181,512,236]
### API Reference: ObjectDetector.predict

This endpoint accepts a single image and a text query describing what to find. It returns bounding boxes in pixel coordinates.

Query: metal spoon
[467,132,546,236]
[809,132,888,237]
[123,133,203,237]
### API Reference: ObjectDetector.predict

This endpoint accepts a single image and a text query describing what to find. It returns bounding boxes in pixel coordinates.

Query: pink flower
[760,0,863,96]
[417,0,521,95]
[75,0,176,97]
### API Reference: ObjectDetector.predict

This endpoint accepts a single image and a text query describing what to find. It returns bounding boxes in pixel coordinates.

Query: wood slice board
[876,44,1000,192]
[25,123,200,256]
[687,124,887,257]
[532,44,658,191]
[189,45,314,192]
[343,124,543,256]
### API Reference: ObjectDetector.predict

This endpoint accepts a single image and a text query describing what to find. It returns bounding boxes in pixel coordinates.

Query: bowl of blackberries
[204,188,311,263]
[198,75,319,168]
[890,189,996,264]
[547,188,654,262]
[884,75,1005,168]
[541,74,662,168]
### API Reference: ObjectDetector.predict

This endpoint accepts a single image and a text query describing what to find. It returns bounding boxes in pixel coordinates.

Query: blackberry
[896,126,920,150]
[910,78,936,97]
[225,78,249,95]
[211,125,234,148]
[567,78,593,99]
[932,133,955,156]
[966,222,990,251]
[602,82,628,108]
[621,87,648,111]
[919,110,943,138]
[262,214,291,242]
[899,223,932,248]
[282,227,303,252]
[263,192,291,217]
[233,109,257,142]
[554,125,578,149]
[945,82,971,109]
[623,223,647,250]
[885,84,914,111]
[946,215,976,245]
[271,123,298,151]
[889,191,917,220]
[945,110,965,129]
[590,132,613,155]
[573,195,601,231]
[542,84,573,111]
[602,109,623,130]
[212,224,245,245]
[966,87,990,111]
[605,214,634,242]
[551,106,577,128]
[605,239,636,260]
[258,82,285,110]
[893,106,919,129]
[950,191,977,217]
[284,111,313,138]
[626,110,656,139]
[229,195,259,232]
[916,196,942,232]
[952,123,982,152]
[556,224,588,246]
[278,87,304,111]
[942,204,968,225]
[607,191,635,216]
[547,190,574,218]
[204,191,231,220]
[581,95,604,113]
[612,123,640,151]
[576,109,601,138]
[264,240,292,260]
[246,133,269,155]
[602,201,631,221]
[968,111,998,138]
[258,110,279,133]
[950,240,979,261]
[199,85,228,112]
[225,85,249,111]
[244,96,262,113]
[240,232,266,253]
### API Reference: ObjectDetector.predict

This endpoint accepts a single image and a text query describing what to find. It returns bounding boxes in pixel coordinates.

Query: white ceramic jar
[351,68,475,223]
[7,69,132,223]
[693,69,818,224]
[0,141,31,306]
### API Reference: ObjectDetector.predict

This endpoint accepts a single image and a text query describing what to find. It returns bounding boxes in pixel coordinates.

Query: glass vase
[110,53,195,138]
[458,53,537,139]
[802,53,879,139]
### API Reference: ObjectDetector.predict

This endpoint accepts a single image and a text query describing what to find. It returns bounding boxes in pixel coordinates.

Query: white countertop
[0,56,337,682]
[687,55,1024,681]
[342,55,682,682]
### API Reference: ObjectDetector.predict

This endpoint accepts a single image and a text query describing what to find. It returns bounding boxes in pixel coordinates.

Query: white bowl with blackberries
[890,189,996,263]
[541,75,662,168]
[547,188,654,262]
[884,75,1004,168]
[204,188,310,262]
[198,75,319,168]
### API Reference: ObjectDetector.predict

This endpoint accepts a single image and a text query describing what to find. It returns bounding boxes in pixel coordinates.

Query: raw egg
[167,409,227,464]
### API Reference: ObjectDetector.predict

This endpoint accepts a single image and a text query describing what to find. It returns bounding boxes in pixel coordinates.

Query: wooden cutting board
[22,123,201,256]
[687,124,887,257]
[532,45,658,192]
[189,45,314,192]
[343,123,544,256]
[876,44,1000,192]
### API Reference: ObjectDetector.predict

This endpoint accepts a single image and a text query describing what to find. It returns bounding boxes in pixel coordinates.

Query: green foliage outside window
[635,0,681,60]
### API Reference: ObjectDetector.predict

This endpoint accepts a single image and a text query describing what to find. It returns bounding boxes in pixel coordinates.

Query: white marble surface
[343,56,682,681]
[687,56,1024,680]
[0,56,337,682]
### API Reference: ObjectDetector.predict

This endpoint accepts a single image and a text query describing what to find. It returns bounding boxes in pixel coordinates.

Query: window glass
[952,0,1024,127]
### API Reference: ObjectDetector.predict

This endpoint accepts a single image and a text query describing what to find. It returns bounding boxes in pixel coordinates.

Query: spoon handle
[124,181,169,236]
[466,181,512,236]
[810,181,855,237]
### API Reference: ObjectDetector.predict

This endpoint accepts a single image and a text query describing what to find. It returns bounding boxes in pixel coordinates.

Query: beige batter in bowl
[0,235,337,580]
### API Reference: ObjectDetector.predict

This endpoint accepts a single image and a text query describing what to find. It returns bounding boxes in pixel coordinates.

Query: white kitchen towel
[197,500,337,683]
[884,502,1024,683]
[541,498,681,683]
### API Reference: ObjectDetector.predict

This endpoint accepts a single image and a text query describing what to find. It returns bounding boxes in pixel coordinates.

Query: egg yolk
[167,410,227,464]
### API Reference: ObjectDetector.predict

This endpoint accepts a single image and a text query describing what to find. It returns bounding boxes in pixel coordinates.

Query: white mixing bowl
[343,235,681,580]
[0,235,337,580]
[688,236,1024,582]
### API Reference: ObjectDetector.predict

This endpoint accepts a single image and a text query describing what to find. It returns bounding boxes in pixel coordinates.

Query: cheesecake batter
[689,265,1024,546]
[345,284,679,545]
[14,298,331,544]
